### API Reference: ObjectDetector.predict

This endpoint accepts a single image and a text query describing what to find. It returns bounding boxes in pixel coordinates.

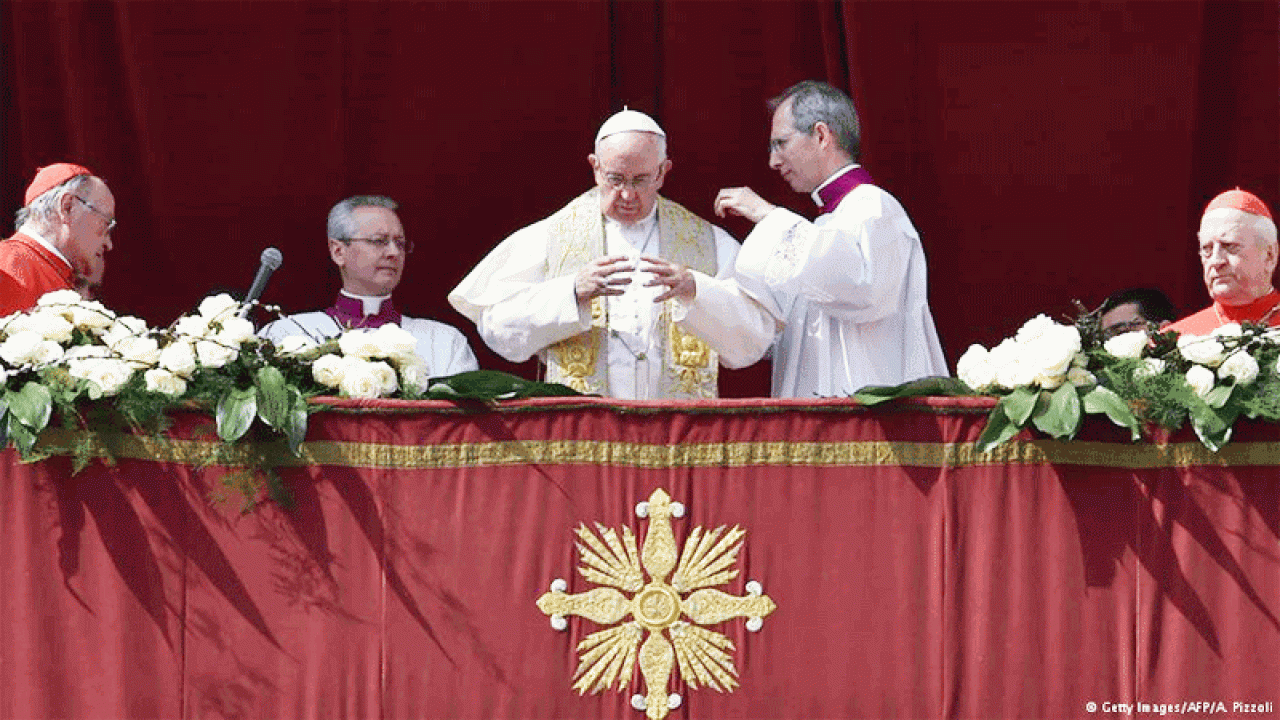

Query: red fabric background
[2,400,1277,719]
[3,1,1276,397]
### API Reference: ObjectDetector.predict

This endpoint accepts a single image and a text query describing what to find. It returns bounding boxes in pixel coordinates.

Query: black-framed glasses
[74,196,116,233]
[339,234,414,254]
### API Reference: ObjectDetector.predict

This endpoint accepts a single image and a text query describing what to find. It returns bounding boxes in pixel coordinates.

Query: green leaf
[425,370,580,401]
[7,413,37,457]
[255,366,290,430]
[0,399,8,447]
[1031,383,1082,439]
[281,387,308,456]
[853,376,979,405]
[1204,383,1233,409]
[1081,386,1141,441]
[6,382,52,432]
[1187,398,1233,452]
[216,387,258,443]
[976,404,1021,453]
[1001,386,1039,426]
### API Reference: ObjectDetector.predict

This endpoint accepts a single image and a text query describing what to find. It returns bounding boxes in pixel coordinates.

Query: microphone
[238,247,283,317]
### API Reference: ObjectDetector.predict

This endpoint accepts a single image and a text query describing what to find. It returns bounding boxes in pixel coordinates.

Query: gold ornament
[537,488,775,719]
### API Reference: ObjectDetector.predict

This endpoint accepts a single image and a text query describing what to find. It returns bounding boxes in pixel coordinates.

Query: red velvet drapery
[3,1,1276,397]
[2,399,1278,718]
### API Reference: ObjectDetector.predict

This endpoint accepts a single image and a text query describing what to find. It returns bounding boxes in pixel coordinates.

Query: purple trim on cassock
[324,294,402,329]
[816,166,876,212]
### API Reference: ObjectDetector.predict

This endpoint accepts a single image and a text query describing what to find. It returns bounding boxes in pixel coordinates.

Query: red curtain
[3,0,1277,396]
[3,400,1278,718]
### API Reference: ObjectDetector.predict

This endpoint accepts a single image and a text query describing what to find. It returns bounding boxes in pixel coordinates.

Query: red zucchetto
[1204,188,1272,221]
[23,163,92,205]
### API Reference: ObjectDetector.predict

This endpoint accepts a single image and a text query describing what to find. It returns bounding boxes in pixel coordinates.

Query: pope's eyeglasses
[340,234,414,254]
[598,167,663,192]
[74,196,116,233]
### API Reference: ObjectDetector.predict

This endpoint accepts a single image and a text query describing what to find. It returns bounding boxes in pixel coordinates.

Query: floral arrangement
[0,291,575,499]
[952,311,1280,452]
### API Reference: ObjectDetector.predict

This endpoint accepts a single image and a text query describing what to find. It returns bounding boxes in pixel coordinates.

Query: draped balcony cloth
[2,398,1278,720]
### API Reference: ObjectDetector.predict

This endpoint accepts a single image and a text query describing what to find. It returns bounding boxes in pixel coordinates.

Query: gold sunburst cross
[536,488,776,719]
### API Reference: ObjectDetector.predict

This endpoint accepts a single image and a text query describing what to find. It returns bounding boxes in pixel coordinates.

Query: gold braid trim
[32,428,1279,470]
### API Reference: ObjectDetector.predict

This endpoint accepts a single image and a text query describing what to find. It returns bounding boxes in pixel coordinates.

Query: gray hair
[14,174,94,233]
[1201,207,1279,254]
[769,80,861,161]
[594,131,668,161]
[327,195,398,239]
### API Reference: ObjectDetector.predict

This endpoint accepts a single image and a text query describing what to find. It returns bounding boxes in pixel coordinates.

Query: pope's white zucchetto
[595,108,665,144]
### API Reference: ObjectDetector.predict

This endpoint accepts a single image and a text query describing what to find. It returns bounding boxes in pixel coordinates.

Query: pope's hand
[714,187,775,223]
[641,256,695,303]
[575,255,634,303]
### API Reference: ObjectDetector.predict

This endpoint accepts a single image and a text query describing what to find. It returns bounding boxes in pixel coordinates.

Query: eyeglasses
[768,133,801,154]
[598,166,663,191]
[74,196,116,233]
[339,234,414,254]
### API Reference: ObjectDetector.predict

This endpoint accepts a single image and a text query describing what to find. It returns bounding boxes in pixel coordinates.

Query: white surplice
[727,175,949,398]
[449,203,772,399]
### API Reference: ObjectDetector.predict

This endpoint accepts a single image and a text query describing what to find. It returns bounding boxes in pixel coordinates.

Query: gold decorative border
[32,428,1276,470]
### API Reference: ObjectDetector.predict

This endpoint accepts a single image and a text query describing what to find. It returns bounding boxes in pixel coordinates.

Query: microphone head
[260,247,283,270]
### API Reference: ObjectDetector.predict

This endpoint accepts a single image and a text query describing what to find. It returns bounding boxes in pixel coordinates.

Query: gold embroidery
[548,329,602,395]
[33,426,1280,470]
[538,489,775,719]
[667,321,715,397]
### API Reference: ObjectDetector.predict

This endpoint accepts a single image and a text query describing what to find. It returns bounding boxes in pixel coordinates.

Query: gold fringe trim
[32,428,1275,470]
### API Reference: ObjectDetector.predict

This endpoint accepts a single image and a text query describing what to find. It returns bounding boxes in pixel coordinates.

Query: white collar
[809,164,860,207]
[18,225,72,268]
[340,289,393,316]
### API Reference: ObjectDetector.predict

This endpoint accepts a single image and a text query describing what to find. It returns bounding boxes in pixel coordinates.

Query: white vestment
[449,201,772,399]
[728,174,949,397]
[259,297,479,378]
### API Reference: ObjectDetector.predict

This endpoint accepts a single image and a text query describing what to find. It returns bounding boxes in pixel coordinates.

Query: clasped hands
[574,255,695,304]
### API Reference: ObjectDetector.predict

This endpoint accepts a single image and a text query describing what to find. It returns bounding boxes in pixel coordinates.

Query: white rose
[338,328,382,359]
[174,314,212,339]
[1023,324,1081,386]
[1067,366,1096,388]
[372,324,419,363]
[1211,323,1243,339]
[1177,334,1227,367]
[956,344,996,390]
[338,359,385,398]
[36,289,84,306]
[371,360,398,396]
[1104,330,1149,359]
[83,358,134,397]
[29,340,64,367]
[276,334,318,356]
[17,310,74,343]
[68,302,115,333]
[1135,357,1167,379]
[214,316,257,346]
[196,339,239,369]
[0,330,45,366]
[64,344,111,362]
[144,368,188,397]
[1014,314,1056,344]
[0,365,9,384]
[198,293,241,321]
[113,335,162,367]
[159,340,198,378]
[103,316,148,346]
[399,359,431,394]
[311,354,347,388]
[1218,350,1259,385]
[1185,364,1216,398]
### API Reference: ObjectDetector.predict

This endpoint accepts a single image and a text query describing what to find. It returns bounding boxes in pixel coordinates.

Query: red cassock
[1165,290,1280,335]
[0,232,75,316]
